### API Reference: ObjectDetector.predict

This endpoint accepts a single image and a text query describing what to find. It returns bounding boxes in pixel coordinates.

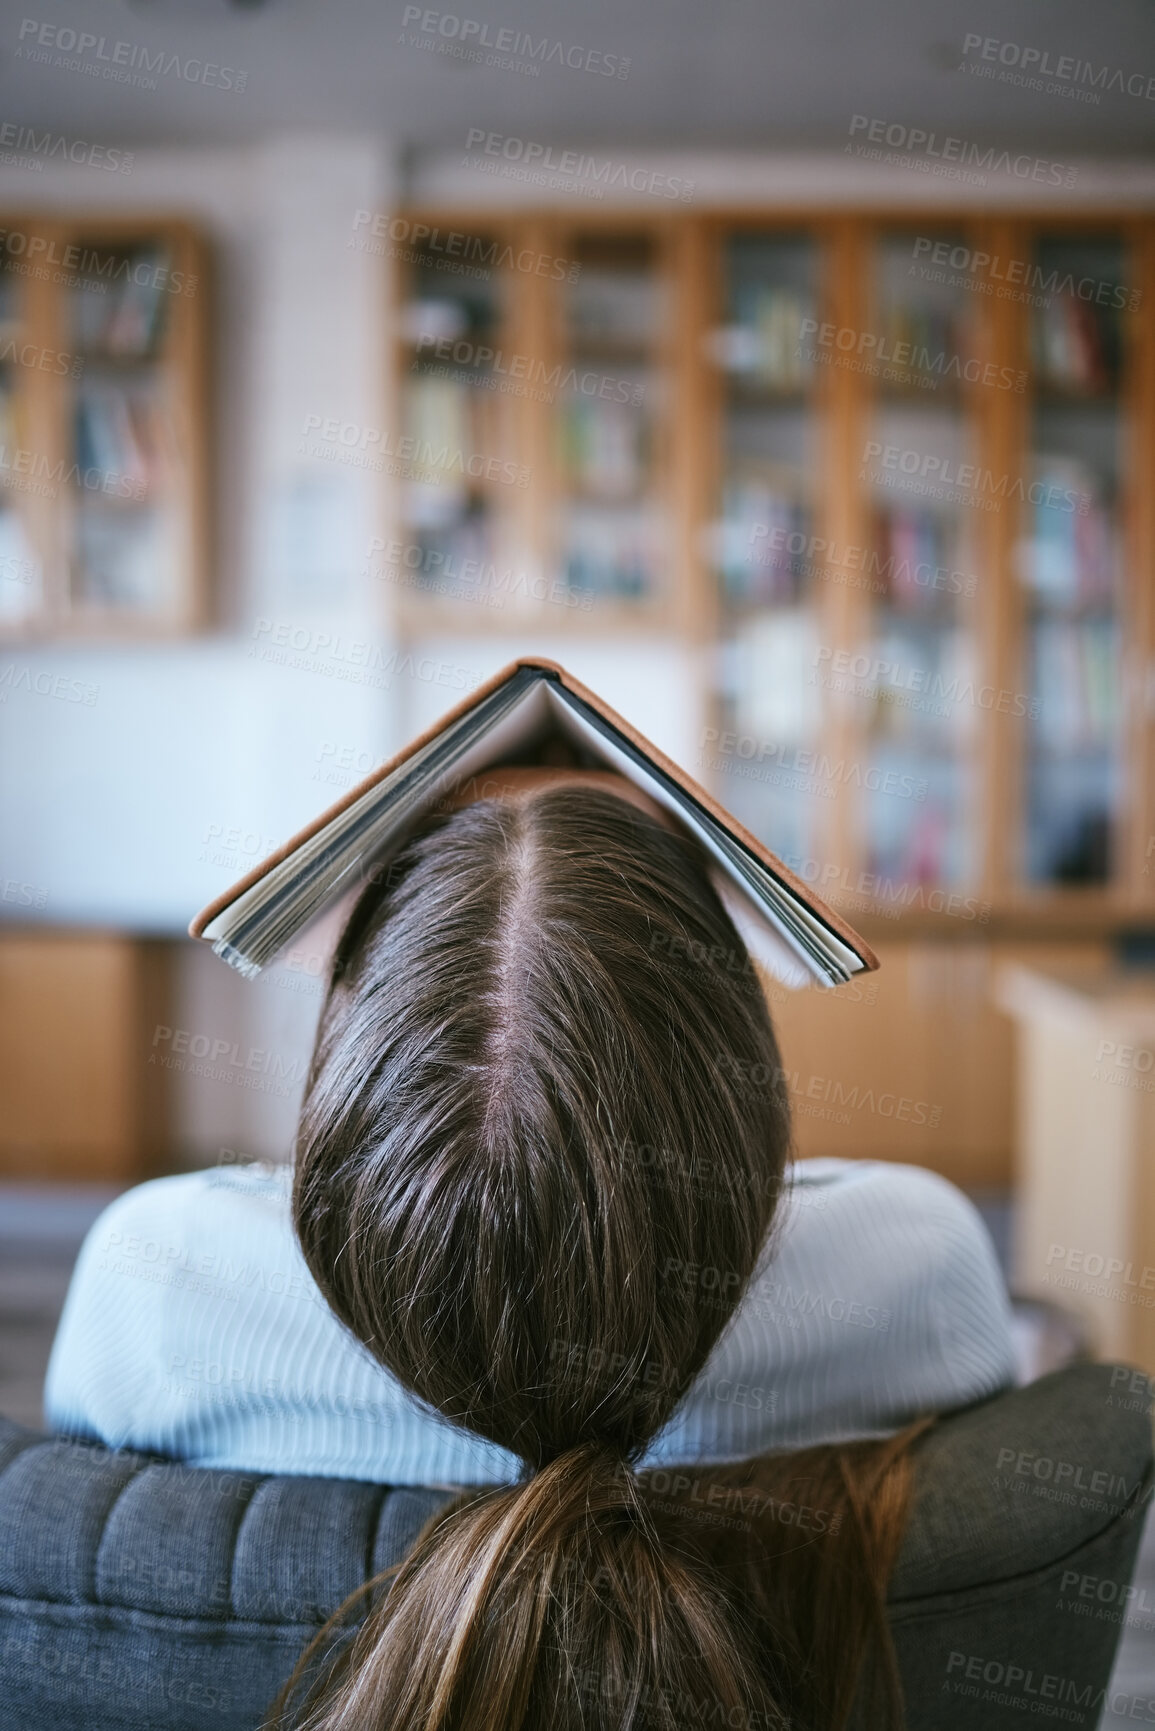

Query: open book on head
[190,657,879,990]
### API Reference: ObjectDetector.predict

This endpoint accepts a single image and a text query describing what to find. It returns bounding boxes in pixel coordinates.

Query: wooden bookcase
[391,208,1155,930]
[0,214,210,637]
[388,213,694,636]
[390,208,1155,1190]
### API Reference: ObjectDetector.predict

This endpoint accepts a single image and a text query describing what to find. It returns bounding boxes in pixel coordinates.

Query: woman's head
[295,783,790,1469]
[290,783,793,1728]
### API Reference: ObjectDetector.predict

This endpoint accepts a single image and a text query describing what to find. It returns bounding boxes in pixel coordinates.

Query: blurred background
[0,0,1153,1714]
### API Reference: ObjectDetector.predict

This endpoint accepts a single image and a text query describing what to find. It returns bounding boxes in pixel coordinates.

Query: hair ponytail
[280,1443,787,1731]
[282,788,918,1730]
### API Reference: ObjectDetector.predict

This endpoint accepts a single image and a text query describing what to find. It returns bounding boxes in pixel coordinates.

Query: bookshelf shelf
[566,338,654,362]
[1035,386,1118,404]
[877,383,967,403]
[723,382,813,408]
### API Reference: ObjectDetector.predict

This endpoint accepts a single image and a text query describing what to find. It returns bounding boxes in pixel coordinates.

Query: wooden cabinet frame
[0,213,211,638]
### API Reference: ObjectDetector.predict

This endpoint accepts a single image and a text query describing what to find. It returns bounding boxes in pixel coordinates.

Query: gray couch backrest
[0,1363,1150,1731]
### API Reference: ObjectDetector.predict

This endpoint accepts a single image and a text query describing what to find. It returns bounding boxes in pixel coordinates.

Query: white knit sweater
[44,1157,1016,1484]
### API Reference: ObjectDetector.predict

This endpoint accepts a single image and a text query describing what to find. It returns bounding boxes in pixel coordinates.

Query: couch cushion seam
[90,1456,153,1607]
[889,1463,1153,1608]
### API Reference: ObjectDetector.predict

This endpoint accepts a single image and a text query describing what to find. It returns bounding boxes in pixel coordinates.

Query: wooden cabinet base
[0,929,1126,1200]
[0,932,172,1182]
[769,937,1111,1192]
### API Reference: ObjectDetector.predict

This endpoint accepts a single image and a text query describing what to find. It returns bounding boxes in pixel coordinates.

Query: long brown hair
[280,787,924,1731]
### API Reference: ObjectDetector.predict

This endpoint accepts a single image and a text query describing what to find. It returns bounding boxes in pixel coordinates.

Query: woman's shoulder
[785,1155,968,1196]
[775,1157,1009,1309]
[45,1160,317,1445]
[89,1160,292,1231]
[71,1161,297,1291]
[782,1157,991,1231]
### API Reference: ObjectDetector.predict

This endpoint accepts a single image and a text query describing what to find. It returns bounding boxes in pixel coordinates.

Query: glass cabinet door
[1018,235,1127,886]
[855,232,985,891]
[709,231,823,865]
[396,232,519,606]
[66,237,187,622]
[553,231,668,604]
[0,254,41,627]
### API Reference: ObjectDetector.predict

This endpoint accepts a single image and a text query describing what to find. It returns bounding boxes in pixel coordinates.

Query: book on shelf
[404,374,507,487]
[1030,617,1120,751]
[567,270,658,346]
[563,502,657,597]
[402,299,470,346]
[74,383,177,497]
[870,506,969,614]
[405,373,469,459]
[869,799,953,889]
[712,286,814,387]
[724,611,822,747]
[409,264,500,331]
[396,510,495,595]
[864,623,975,746]
[562,395,647,499]
[878,304,969,382]
[1019,459,1116,608]
[72,250,170,358]
[191,658,879,990]
[1032,295,1115,392]
[715,475,810,603]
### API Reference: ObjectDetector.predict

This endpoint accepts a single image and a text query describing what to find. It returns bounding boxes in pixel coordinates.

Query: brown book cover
[190,656,878,985]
